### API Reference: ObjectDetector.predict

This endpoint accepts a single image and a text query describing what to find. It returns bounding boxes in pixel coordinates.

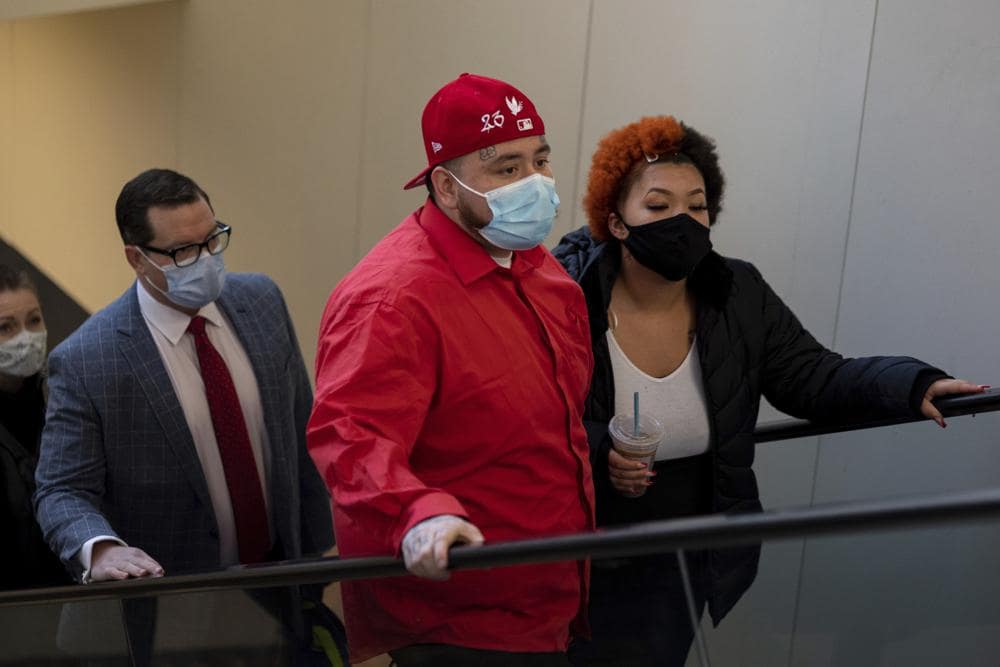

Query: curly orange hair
[584,116,724,240]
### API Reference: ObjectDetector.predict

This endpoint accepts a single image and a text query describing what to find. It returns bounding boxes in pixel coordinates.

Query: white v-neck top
[607,330,711,460]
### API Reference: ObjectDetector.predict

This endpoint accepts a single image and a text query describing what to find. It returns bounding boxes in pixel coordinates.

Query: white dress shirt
[79,281,273,577]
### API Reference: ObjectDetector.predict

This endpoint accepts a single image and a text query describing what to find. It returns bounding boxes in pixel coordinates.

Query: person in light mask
[0,265,69,589]
[308,73,594,665]
[34,168,332,587]
[553,116,985,666]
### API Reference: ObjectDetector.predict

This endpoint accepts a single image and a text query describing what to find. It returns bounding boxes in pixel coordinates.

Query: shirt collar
[416,199,546,285]
[136,279,225,345]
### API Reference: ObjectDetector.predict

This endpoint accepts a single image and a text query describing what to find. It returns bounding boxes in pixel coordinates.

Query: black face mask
[621,212,712,281]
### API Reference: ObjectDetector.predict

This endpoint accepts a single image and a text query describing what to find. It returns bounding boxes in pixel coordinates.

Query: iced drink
[608,413,664,498]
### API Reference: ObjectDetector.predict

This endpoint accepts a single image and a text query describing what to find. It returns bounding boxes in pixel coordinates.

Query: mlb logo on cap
[403,73,547,190]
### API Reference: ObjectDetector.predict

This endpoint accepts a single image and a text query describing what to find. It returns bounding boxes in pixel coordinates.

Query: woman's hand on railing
[921,380,991,427]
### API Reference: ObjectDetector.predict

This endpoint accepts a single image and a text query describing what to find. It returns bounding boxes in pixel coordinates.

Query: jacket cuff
[908,368,952,415]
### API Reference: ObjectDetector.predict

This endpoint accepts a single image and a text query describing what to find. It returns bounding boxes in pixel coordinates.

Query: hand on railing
[401,515,485,581]
[755,385,999,443]
[920,380,991,428]
[88,542,164,582]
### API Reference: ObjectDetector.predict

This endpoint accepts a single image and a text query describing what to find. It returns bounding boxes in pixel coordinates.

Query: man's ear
[429,167,460,210]
[608,212,629,240]
[124,246,145,273]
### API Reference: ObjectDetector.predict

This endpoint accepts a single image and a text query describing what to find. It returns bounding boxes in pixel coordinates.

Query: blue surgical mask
[450,172,560,250]
[140,249,227,309]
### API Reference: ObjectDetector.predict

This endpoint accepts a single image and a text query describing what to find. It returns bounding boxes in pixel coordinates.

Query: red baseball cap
[402,73,547,190]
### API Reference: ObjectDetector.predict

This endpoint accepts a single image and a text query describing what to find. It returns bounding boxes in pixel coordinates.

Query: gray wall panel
[793,1,1000,663]
[814,0,1000,511]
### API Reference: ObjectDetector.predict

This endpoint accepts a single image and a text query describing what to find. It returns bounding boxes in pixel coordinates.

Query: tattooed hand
[401,515,485,580]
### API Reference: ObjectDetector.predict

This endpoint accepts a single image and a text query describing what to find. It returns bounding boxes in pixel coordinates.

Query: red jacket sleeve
[307,297,467,557]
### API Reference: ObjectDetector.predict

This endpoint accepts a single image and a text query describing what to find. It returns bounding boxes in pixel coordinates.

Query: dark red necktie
[187,315,270,564]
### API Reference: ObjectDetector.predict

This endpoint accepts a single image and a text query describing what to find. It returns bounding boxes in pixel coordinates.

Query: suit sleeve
[307,298,467,557]
[752,264,947,422]
[33,345,118,580]
[275,287,335,557]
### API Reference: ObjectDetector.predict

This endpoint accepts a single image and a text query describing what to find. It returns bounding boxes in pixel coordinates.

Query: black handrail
[3,486,1000,607]
[1,387,996,608]
[755,386,999,443]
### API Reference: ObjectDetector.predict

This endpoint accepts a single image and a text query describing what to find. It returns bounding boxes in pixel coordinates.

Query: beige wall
[0,0,155,21]
[175,0,369,375]
[1,21,10,238]
[0,0,178,312]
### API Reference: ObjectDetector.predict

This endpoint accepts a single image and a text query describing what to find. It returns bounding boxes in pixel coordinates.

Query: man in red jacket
[307,73,596,665]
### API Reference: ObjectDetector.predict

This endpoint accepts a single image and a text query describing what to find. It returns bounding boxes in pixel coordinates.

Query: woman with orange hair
[553,116,983,665]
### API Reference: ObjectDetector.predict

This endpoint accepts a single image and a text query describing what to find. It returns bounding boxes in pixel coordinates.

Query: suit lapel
[115,285,214,515]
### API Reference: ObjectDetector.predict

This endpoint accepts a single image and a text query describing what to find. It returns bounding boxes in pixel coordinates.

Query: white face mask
[0,329,47,378]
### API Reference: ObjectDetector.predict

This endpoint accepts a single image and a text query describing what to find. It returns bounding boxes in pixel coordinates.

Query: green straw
[633,391,639,436]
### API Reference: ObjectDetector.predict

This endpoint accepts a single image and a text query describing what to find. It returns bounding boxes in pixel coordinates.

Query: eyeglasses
[141,221,232,268]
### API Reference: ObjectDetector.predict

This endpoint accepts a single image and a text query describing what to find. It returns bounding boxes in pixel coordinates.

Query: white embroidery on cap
[517,118,534,131]
[431,141,443,154]
[480,110,505,133]
[505,96,524,116]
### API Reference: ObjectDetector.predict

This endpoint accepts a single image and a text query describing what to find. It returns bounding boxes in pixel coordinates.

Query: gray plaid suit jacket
[33,273,333,580]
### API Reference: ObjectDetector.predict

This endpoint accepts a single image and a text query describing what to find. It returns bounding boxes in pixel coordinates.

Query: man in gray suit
[34,168,333,583]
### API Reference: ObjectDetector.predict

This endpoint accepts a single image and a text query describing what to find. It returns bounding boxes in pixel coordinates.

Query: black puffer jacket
[1,376,69,589]
[553,227,946,623]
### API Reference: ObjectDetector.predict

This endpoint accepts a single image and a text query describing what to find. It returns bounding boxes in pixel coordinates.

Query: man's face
[125,197,217,297]
[452,135,552,230]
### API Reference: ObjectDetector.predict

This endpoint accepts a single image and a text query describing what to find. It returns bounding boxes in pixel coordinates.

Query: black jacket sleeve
[583,417,614,494]
[749,263,948,422]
